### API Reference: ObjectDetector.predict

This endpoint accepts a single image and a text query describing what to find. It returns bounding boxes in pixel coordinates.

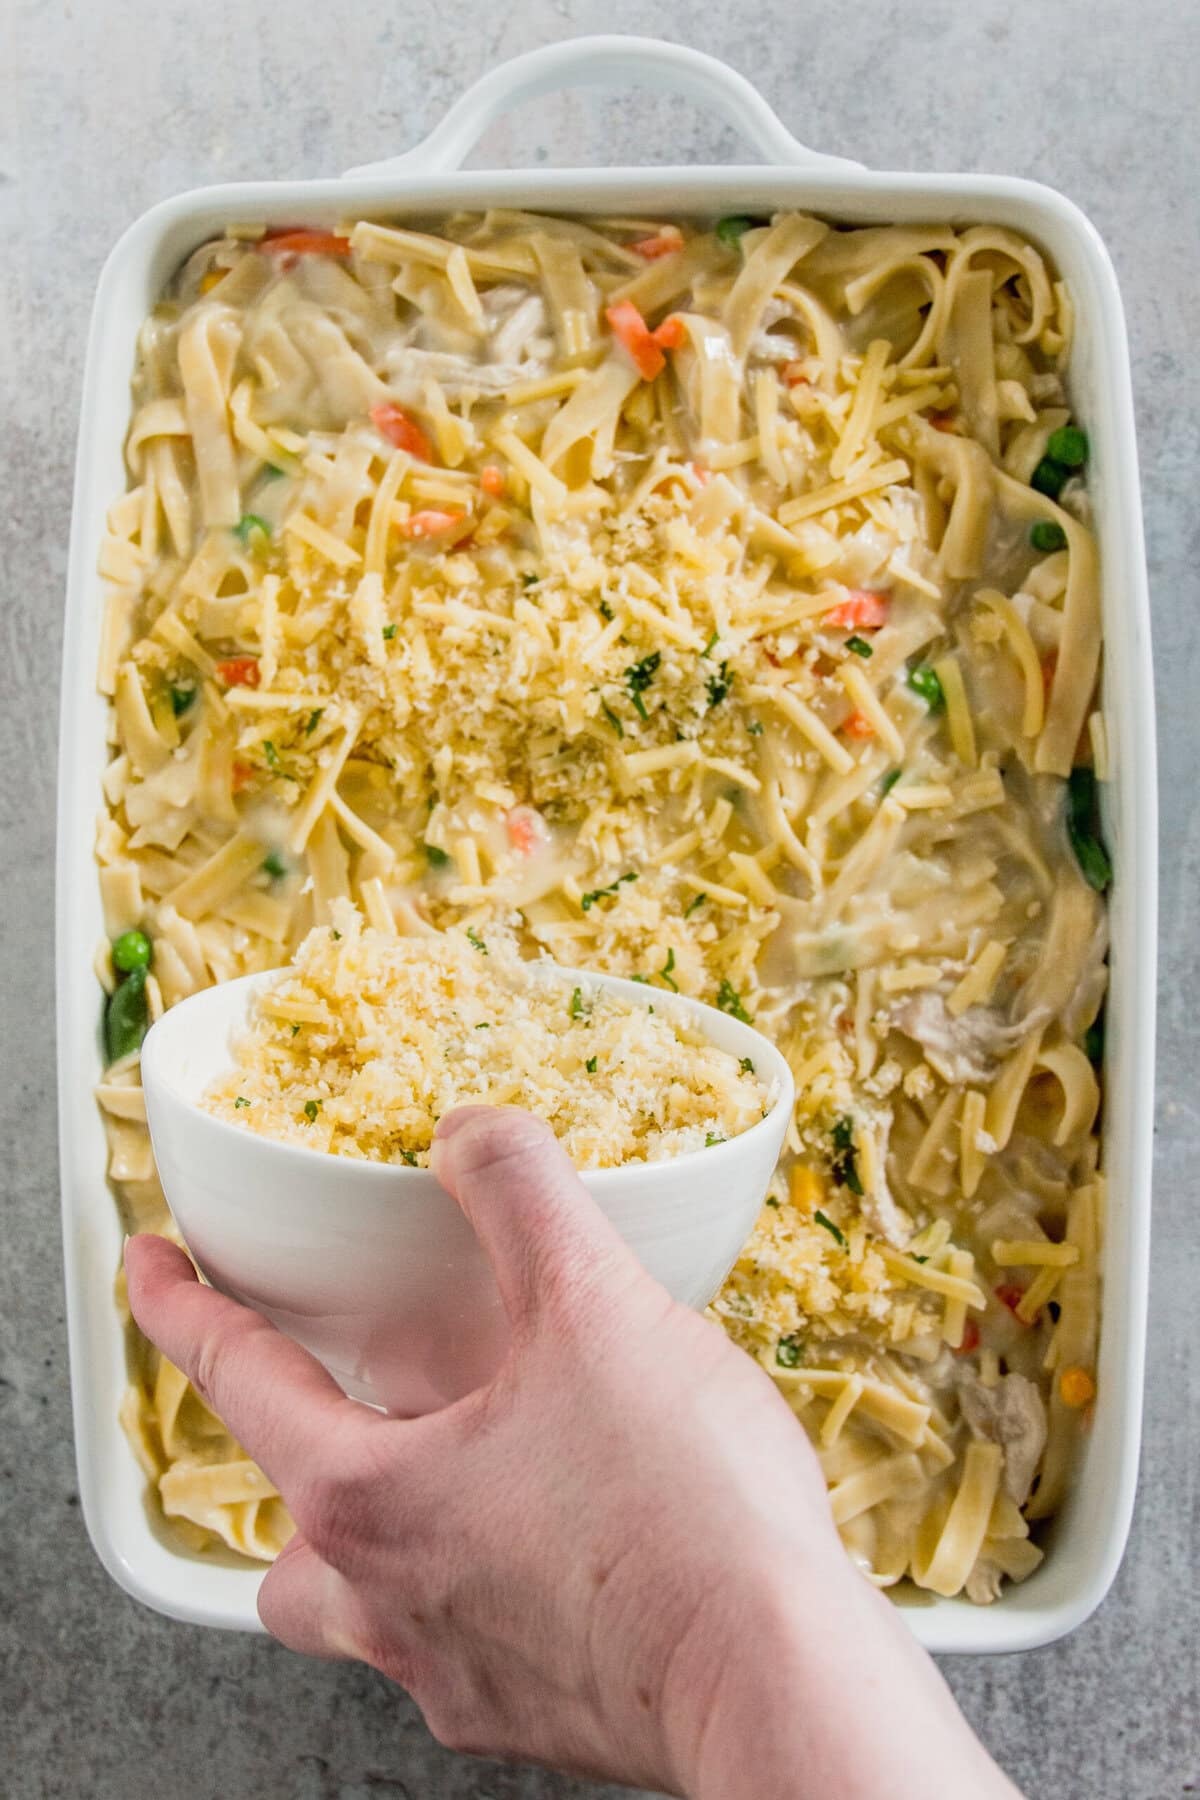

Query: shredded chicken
[384,345,547,401]
[957,1369,1048,1505]
[892,989,1027,1085]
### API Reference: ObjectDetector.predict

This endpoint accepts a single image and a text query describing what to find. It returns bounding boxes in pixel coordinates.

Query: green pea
[907,665,944,711]
[112,928,152,973]
[1031,457,1069,499]
[1030,520,1068,553]
[233,513,271,547]
[261,851,288,880]
[1046,425,1088,468]
[715,215,758,250]
[105,967,149,1063]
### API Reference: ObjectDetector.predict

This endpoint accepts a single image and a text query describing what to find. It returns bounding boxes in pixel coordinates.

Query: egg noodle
[94,208,1108,1600]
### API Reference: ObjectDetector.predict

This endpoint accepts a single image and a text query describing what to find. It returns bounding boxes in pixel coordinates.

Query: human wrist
[658,1547,1017,1800]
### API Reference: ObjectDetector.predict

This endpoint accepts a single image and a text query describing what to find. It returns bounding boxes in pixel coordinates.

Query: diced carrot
[842,711,875,739]
[480,464,506,499]
[604,300,665,381]
[231,760,254,793]
[783,361,810,387]
[629,228,683,260]
[825,590,889,631]
[1059,1366,1096,1409]
[995,1283,1028,1317]
[370,403,433,463]
[955,1319,981,1356]
[215,656,261,689]
[396,509,464,540]
[505,806,547,855]
[199,269,227,294]
[652,313,687,349]
[261,228,352,258]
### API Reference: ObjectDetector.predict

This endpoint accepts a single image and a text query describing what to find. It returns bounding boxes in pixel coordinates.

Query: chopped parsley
[382,623,397,640]
[580,871,637,911]
[814,1209,847,1248]
[303,1100,320,1123]
[262,740,282,771]
[290,1023,301,1037]
[739,1056,755,1074]
[830,1117,863,1197]
[424,842,451,869]
[705,660,732,708]
[569,986,588,1019]
[705,1132,726,1148]
[701,629,720,658]
[234,1096,250,1109]
[170,682,196,715]
[475,1021,490,1029]
[684,892,707,918]
[304,708,324,735]
[261,850,288,880]
[601,700,625,738]
[775,1333,805,1368]
[880,768,903,796]
[657,947,679,992]
[330,928,342,941]
[715,979,751,1023]
[466,926,488,954]
[399,1149,419,1167]
[599,599,615,622]
[623,651,661,720]
[845,634,873,659]
[586,1055,598,1074]
[747,719,764,735]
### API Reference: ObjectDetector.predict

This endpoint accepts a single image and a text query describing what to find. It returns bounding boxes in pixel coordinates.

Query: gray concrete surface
[2,1,1196,1794]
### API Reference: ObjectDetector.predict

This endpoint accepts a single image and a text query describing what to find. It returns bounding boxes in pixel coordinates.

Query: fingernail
[431,1107,475,1143]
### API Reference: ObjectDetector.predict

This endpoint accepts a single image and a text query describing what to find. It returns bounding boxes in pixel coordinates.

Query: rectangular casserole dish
[56,36,1156,1652]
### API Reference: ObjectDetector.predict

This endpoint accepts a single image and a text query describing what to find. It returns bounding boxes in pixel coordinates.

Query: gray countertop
[2,3,1196,1795]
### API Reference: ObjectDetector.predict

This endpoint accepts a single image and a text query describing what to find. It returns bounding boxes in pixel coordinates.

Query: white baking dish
[56,36,1155,1652]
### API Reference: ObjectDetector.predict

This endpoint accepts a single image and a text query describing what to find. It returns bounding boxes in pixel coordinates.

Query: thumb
[429,1105,648,1333]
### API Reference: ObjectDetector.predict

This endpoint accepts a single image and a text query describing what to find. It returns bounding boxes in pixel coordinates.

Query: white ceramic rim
[56,36,1156,1651]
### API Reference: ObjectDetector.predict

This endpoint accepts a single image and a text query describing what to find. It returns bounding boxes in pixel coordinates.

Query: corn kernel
[1059,1366,1096,1409]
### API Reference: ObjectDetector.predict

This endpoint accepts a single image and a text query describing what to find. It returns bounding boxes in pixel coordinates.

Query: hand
[126,1107,1019,1799]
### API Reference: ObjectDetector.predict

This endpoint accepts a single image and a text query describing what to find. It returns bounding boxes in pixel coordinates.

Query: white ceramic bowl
[139,966,793,1416]
[57,38,1155,1646]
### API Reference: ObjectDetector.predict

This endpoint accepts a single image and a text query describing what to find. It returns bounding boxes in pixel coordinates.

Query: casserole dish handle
[344,36,864,178]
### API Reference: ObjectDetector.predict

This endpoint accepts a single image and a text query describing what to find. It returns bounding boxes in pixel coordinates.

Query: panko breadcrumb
[206,902,771,1167]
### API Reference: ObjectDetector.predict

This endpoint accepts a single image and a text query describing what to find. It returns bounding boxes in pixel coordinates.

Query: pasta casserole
[93,206,1109,1600]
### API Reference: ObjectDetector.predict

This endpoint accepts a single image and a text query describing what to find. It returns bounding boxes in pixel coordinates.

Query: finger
[429,1106,646,1330]
[125,1235,378,1491]
[257,1536,359,1661]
